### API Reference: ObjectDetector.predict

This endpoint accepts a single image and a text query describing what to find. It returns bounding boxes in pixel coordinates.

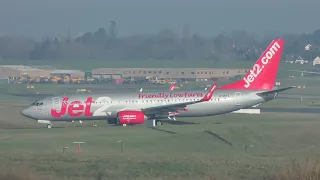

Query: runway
[260,107,320,114]
[259,93,320,114]
[277,93,320,99]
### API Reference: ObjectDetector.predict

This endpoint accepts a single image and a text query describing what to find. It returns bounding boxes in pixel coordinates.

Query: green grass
[1,91,320,179]
[0,59,250,70]
[0,59,313,71]
[1,78,320,179]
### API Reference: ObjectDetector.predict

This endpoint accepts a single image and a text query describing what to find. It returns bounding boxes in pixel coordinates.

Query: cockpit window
[31,101,43,106]
[36,102,43,106]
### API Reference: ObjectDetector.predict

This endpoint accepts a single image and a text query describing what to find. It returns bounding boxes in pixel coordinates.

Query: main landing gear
[156,120,163,126]
[147,119,163,127]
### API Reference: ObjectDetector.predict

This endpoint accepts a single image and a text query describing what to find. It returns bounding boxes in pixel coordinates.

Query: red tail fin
[201,83,217,101]
[169,83,176,91]
[219,39,284,90]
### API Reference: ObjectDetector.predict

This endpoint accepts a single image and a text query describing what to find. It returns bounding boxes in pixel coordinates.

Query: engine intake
[117,110,147,124]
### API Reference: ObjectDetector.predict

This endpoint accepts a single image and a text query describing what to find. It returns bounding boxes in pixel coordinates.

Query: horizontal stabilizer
[256,86,295,96]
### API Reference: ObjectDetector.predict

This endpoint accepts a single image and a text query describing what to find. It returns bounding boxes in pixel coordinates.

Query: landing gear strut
[37,120,52,129]
[147,119,163,128]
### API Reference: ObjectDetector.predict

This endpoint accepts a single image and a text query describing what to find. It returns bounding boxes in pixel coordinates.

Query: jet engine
[117,110,147,124]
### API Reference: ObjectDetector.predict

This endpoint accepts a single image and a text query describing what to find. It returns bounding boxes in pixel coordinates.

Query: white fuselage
[21,89,274,122]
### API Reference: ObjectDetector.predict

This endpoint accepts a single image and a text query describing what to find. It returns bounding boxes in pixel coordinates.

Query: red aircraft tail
[219,38,284,90]
[169,83,176,91]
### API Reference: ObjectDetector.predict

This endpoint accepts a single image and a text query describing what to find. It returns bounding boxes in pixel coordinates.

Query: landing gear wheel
[156,120,163,126]
[47,124,52,129]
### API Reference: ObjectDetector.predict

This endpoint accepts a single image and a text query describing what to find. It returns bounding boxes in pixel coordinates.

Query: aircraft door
[52,97,61,110]
[235,92,241,106]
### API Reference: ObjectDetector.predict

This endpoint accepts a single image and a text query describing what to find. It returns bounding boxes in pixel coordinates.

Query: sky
[0,0,319,39]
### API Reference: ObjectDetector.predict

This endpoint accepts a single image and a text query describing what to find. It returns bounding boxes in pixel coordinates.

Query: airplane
[21,38,294,129]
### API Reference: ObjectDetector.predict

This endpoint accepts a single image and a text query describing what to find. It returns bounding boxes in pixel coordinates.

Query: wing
[141,83,217,116]
[256,86,295,96]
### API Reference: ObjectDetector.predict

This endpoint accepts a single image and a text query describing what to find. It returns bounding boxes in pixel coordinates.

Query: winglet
[201,83,217,101]
[169,83,176,91]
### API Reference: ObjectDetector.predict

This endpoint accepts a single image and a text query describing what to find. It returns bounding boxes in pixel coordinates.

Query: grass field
[1,59,253,70]
[0,59,313,72]
[1,109,320,179]
[1,75,320,179]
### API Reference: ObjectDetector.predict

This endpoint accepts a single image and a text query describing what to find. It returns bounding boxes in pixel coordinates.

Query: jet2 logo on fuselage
[243,41,281,88]
[51,97,94,118]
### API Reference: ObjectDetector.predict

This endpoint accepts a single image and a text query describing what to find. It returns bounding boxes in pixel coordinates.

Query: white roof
[50,70,84,74]
[295,56,304,61]
[314,56,320,61]
[1,65,42,71]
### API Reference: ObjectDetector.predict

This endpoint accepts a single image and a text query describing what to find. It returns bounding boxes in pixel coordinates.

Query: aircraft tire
[156,120,163,126]
[47,124,52,129]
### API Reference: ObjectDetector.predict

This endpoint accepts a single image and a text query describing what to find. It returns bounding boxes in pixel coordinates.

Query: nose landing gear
[37,120,52,129]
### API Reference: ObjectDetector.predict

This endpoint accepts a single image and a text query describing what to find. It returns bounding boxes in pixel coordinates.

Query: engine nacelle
[117,110,147,125]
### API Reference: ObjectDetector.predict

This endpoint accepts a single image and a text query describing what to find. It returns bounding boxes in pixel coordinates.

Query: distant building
[313,56,320,66]
[92,68,248,80]
[0,65,53,78]
[294,56,308,64]
[0,65,84,78]
[305,44,312,51]
[50,70,84,78]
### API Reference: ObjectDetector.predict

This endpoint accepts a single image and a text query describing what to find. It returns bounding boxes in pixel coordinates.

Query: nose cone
[21,109,27,116]
[21,108,35,119]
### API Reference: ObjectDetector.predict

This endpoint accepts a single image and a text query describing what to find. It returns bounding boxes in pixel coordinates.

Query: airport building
[0,65,53,78]
[92,68,248,80]
[50,70,84,78]
[0,65,84,78]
